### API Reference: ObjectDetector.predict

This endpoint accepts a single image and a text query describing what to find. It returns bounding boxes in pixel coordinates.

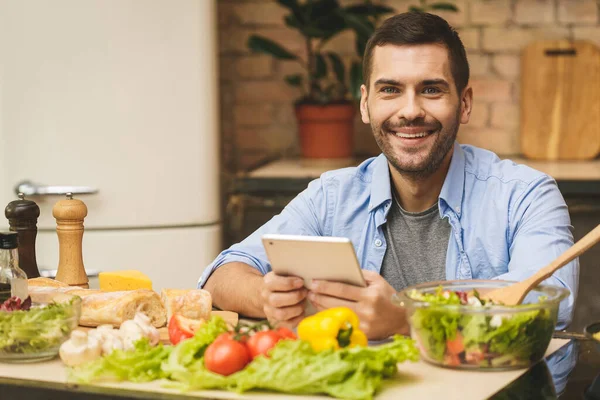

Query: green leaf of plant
[285,74,303,87]
[349,61,363,102]
[277,0,306,26]
[314,54,327,79]
[355,35,368,57]
[276,0,300,10]
[326,52,345,85]
[429,3,459,12]
[344,5,395,16]
[313,16,346,36]
[306,0,340,21]
[409,6,425,12]
[284,14,301,30]
[247,35,297,60]
[341,12,373,39]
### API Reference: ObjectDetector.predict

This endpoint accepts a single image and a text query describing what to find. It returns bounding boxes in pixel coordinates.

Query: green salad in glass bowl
[392,280,569,370]
[0,292,81,362]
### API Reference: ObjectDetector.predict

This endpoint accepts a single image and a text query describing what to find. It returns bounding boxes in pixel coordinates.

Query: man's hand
[261,272,308,329]
[307,270,409,340]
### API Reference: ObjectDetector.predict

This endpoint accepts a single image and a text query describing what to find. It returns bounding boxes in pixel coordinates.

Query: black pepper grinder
[4,192,40,278]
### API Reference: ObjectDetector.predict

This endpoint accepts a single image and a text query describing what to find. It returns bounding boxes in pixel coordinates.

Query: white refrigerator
[0,0,222,290]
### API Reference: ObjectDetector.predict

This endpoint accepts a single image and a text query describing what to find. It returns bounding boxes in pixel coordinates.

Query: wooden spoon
[481,224,600,306]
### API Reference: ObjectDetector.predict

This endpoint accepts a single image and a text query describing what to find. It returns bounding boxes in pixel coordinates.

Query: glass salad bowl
[0,293,82,362]
[392,280,569,370]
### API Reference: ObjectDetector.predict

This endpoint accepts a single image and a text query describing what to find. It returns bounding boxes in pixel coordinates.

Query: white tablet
[261,234,366,315]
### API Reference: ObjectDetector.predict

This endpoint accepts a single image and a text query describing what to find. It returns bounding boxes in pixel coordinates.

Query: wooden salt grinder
[5,193,41,278]
[53,192,89,288]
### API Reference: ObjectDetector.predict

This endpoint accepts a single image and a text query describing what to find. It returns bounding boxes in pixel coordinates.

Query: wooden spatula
[481,224,600,306]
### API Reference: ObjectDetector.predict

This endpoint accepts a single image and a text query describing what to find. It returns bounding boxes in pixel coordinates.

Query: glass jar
[0,232,28,302]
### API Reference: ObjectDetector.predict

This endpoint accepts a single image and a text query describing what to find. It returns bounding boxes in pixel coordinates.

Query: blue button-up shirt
[199,143,579,329]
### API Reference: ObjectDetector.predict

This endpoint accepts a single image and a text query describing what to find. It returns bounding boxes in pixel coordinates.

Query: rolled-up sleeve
[197,177,330,288]
[497,176,579,330]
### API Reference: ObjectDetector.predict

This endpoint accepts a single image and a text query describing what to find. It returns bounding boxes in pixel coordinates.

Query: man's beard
[370,108,460,180]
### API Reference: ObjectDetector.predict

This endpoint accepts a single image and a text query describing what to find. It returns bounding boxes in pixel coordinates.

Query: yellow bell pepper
[297,307,368,351]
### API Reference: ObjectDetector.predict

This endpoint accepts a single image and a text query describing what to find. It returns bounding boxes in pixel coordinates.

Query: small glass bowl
[392,279,569,371]
[0,293,81,363]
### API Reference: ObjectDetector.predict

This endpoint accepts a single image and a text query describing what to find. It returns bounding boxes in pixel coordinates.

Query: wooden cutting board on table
[520,40,600,160]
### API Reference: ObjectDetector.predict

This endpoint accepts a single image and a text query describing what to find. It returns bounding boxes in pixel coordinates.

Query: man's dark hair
[363,12,470,94]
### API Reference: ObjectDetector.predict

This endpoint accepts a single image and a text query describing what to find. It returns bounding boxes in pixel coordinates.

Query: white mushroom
[88,325,124,355]
[132,312,160,346]
[119,319,146,351]
[59,330,102,367]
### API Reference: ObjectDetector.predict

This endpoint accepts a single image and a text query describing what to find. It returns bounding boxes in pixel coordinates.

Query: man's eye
[423,87,440,95]
[381,87,399,94]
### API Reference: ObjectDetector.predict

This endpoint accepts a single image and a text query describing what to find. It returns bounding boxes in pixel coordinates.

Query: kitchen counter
[1,337,596,400]
[232,157,600,196]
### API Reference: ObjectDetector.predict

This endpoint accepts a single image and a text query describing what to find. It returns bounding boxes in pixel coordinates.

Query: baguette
[28,285,167,328]
[160,289,212,321]
[27,277,71,288]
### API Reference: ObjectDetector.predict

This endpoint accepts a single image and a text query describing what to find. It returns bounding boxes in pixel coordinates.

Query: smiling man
[199,12,579,339]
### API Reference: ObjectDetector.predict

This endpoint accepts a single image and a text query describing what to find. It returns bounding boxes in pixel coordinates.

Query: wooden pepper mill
[53,192,89,288]
[5,193,41,278]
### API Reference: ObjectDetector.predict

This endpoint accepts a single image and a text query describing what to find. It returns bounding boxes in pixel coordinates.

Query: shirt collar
[368,142,466,216]
[439,142,466,217]
[368,154,392,211]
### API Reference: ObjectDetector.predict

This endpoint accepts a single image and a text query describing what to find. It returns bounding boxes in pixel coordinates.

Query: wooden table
[0,339,570,400]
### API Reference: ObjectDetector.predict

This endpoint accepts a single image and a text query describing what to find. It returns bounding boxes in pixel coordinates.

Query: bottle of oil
[0,232,28,302]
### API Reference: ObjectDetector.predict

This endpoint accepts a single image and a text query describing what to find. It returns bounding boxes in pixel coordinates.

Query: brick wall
[218,0,600,172]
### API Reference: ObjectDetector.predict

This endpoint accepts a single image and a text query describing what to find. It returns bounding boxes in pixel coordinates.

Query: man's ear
[460,86,473,124]
[360,84,370,124]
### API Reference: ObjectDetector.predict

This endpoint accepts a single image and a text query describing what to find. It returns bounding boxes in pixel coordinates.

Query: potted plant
[247,0,394,159]
[247,0,459,159]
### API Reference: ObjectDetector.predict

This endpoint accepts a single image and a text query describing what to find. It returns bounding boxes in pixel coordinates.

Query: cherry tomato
[168,314,203,345]
[246,330,284,359]
[275,327,297,340]
[204,333,251,376]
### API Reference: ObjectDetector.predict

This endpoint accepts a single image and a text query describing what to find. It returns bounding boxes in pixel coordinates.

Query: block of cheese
[99,270,152,291]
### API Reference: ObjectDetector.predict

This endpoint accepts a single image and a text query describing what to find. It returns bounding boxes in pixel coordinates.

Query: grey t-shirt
[380,198,451,292]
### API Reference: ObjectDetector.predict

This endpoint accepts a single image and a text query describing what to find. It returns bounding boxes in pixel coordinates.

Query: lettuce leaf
[0,299,77,354]
[161,315,228,381]
[177,335,419,400]
[69,339,172,383]
[485,309,555,364]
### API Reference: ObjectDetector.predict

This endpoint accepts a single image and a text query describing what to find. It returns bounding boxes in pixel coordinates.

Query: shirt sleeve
[197,177,330,288]
[496,176,579,330]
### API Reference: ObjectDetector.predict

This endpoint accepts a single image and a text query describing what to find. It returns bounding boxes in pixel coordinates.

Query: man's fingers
[264,303,305,323]
[273,314,304,330]
[309,292,358,312]
[264,271,304,292]
[361,270,384,284]
[268,289,308,308]
[309,279,363,301]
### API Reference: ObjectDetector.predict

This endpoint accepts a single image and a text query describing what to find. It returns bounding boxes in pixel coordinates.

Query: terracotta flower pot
[295,103,356,159]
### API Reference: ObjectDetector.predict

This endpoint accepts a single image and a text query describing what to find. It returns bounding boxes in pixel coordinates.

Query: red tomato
[204,333,251,376]
[168,314,203,345]
[275,327,297,340]
[446,332,465,355]
[246,330,284,359]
